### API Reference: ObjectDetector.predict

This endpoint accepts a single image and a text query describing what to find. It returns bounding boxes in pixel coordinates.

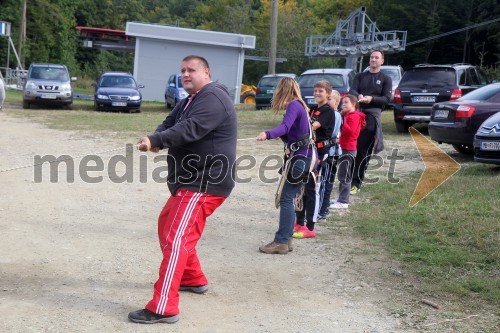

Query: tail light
[450,88,462,100]
[256,87,261,94]
[394,89,402,103]
[455,104,475,118]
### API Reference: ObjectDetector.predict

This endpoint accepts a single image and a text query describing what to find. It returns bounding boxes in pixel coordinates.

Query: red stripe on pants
[145,189,225,316]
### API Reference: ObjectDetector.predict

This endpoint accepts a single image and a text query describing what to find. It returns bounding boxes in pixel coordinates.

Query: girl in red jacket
[330,95,366,208]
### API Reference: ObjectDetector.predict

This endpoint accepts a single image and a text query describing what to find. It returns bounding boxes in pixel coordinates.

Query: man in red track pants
[129,55,237,324]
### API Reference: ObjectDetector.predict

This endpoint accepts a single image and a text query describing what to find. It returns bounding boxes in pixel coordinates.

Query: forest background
[0,0,498,86]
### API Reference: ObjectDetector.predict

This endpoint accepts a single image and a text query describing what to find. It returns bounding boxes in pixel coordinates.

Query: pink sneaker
[293,222,302,232]
[293,225,316,239]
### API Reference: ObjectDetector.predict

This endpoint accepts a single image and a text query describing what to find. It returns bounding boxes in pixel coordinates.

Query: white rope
[0,145,136,173]
[0,137,259,173]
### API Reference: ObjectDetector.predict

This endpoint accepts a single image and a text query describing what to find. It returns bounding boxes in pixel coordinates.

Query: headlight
[60,83,71,91]
[97,94,109,100]
[26,81,37,90]
[129,95,141,101]
[179,91,189,99]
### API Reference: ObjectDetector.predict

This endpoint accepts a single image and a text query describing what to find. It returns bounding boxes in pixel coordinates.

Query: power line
[247,17,500,57]
[406,17,500,46]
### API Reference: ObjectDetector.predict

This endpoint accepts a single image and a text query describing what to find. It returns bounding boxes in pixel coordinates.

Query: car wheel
[452,144,473,155]
[65,103,72,110]
[240,92,256,104]
[23,100,30,109]
[395,120,410,133]
[93,101,100,111]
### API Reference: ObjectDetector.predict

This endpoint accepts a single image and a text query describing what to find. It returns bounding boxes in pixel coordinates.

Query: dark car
[165,74,188,108]
[92,72,144,112]
[428,83,500,154]
[255,73,297,110]
[298,68,356,108]
[394,64,491,133]
[473,111,500,165]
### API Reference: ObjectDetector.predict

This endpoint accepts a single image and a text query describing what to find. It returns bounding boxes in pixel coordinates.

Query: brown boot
[288,238,293,252]
[259,241,288,254]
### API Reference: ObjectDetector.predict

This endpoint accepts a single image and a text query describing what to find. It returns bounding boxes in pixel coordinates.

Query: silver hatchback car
[23,63,76,109]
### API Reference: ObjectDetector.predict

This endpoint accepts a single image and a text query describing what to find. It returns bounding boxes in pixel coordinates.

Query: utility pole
[268,0,278,74]
[19,0,27,68]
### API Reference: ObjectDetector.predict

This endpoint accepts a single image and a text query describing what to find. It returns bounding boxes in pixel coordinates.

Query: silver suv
[23,63,76,109]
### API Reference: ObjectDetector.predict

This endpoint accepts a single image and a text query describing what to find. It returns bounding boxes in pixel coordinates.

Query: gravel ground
[0,110,495,332]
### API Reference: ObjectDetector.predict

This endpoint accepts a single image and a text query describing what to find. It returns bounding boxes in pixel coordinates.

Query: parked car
[428,83,500,154]
[255,73,297,110]
[92,72,144,112]
[165,74,188,108]
[298,68,356,108]
[393,63,491,133]
[364,65,403,104]
[22,63,76,109]
[473,111,500,165]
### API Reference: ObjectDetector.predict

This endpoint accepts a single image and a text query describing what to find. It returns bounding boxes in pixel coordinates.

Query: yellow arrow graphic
[409,127,461,207]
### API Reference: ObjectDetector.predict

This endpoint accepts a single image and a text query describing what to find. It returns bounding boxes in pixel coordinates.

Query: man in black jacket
[349,50,392,194]
[129,55,237,324]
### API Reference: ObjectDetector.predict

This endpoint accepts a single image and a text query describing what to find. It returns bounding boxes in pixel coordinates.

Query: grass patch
[350,165,499,304]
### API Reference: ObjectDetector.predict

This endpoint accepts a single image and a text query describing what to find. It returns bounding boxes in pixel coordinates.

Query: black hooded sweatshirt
[148,82,237,197]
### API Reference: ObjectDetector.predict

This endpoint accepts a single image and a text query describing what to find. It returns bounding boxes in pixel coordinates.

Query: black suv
[393,64,490,133]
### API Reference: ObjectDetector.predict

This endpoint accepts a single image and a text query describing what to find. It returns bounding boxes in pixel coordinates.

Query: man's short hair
[371,50,384,59]
[182,55,210,69]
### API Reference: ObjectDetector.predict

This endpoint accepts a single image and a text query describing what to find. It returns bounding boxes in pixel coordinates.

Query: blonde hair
[271,77,308,113]
[330,90,341,102]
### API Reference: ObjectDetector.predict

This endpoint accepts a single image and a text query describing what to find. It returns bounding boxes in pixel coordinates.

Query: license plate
[480,141,500,151]
[413,96,436,103]
[266,89,274,94]
[112,102,127,107]
[41,94,57,99]
[434,110,448,118]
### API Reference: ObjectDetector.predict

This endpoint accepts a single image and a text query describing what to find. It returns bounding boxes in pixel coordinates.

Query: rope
[0,137,259,173]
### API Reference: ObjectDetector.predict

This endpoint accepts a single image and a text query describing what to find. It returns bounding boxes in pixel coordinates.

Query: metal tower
[304,7,407,70]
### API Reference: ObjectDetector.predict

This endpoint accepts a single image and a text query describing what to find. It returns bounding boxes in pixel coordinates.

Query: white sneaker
[330,202,348,209]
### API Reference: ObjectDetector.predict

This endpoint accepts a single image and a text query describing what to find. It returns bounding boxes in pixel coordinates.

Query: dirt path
[0,111,485,332]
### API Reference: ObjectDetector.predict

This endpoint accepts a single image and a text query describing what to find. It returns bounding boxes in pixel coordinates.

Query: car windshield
[100,76,137,88]
[259,76,288,87]
[400,68,455,87]
[298,74,345,88]
[458,84,500,101]
[30,67,68,81]
[381,68,401,81]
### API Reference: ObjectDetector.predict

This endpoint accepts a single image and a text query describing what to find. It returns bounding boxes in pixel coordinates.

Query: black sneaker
[128,309,179,324]
[179,285,209,294]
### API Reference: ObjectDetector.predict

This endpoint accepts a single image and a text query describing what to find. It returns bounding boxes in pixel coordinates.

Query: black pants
[352,114,376,189]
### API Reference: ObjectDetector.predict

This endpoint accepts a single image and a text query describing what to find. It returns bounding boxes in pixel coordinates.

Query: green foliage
[350,166,499,304]
[0,0,498,83]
